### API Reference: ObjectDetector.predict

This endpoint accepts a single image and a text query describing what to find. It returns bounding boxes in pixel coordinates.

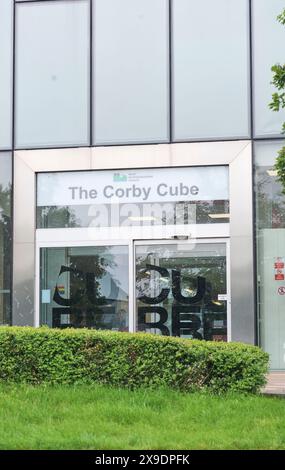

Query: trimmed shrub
[0,327,268,393]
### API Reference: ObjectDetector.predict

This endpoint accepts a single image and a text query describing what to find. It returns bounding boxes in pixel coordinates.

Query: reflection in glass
[136,243,227,340]
[37,200,229,229]
[0,153,12,324]
[252,0,285,137]
[40,246,129,330]
[255,141,285,369]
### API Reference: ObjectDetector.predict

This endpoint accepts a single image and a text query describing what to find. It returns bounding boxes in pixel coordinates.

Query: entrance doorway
[37,238,230,341]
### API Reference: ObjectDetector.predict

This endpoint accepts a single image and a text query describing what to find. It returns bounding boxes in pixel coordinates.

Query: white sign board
[218,294,228,301]
[37,166,229,207]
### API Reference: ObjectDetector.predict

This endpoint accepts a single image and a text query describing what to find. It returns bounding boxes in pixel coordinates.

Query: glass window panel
[255,141,285,369]
[136,243,227,340]
[0,152,12,324]
[253,0,285,137]
[172,0,250,140]
[37,166,229,229]
[15,0,90,148]
[0,0,13,149]
[93,0,169,145]
[40,245,129,330]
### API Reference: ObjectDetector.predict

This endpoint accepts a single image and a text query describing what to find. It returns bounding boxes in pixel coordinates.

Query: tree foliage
[270,9,285,193]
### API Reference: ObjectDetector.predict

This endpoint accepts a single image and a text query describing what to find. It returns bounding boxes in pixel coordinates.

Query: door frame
[133,238,231,340]
[15,140,254,343]
[35,237,133,329]
[35,236,230,340]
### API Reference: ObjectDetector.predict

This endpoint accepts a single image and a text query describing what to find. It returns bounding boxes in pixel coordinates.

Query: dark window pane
[0,152,12,324]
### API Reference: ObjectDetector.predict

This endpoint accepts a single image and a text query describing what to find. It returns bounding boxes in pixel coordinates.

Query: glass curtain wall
[13,0,255,148]
[255,141,285,369]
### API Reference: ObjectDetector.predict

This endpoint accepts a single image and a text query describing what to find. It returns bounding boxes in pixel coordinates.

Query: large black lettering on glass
[137,264,170,304]
[53,265,85,306]
[138,306,170,336]
[53,264,108,307]
[172,271,206,304]
[172,306,202,339]
[137,264,206,337]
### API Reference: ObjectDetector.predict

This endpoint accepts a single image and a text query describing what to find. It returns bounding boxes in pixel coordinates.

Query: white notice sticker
[41,289,51,304]
[218,294,228,301]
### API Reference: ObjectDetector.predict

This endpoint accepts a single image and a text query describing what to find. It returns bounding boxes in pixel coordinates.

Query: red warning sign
[274,258,285,281]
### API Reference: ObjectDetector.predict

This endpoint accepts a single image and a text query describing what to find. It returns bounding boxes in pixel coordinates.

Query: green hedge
[0,327,269,393]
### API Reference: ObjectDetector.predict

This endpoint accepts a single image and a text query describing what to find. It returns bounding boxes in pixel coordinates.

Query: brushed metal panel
[13,154,35,323]
[91,144,171,169]
[230,235,255,343]
[16,147,92,172]
[13,153,35,244]
[230,143,255,343]
[90,140,250,169]
[230,143,253,237]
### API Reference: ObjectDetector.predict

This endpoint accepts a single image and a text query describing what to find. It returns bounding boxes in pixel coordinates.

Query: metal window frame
[13,140,255,344]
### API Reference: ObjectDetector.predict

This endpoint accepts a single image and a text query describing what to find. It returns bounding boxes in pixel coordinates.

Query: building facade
[0,0,285,369]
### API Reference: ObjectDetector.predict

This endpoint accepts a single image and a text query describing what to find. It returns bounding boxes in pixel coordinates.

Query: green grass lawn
[0,384,284,450]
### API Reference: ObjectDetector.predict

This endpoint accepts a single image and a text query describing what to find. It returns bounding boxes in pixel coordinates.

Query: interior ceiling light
[208,213,230,219]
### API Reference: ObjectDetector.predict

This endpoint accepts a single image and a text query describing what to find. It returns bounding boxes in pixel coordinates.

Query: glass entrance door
[135,241,229,340]
[39,244,129,330]
[38,239,229,340]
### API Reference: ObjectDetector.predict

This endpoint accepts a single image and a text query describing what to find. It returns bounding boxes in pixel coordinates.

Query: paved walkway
[263,372,285,395]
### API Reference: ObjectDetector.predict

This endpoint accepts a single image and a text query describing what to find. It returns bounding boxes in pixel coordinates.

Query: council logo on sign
[113,172,127,182]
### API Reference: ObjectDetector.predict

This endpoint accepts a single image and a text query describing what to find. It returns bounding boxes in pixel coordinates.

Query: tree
[269,9,285,193]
